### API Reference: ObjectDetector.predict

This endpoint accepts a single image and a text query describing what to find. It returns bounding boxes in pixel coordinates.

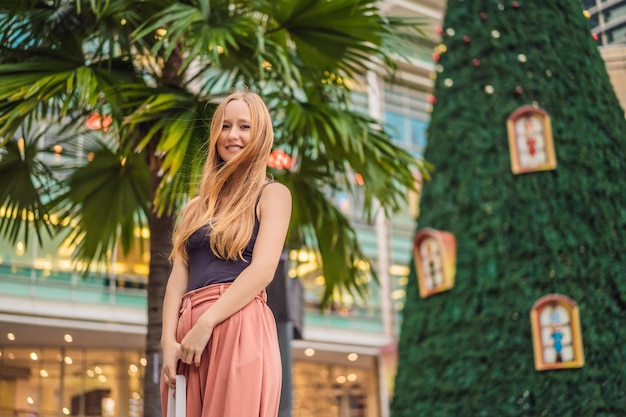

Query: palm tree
[0,0,427,413]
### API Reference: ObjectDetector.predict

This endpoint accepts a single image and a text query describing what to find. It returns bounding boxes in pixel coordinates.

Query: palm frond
[0,126,56,246]
[47,145,151,273]
[281,171,373,304]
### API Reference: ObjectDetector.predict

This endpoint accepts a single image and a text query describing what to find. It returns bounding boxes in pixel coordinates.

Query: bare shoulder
[259,182,292,212]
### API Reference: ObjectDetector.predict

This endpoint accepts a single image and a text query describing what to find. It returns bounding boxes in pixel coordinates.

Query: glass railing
[0,263,147,308]
[0,262,390,334]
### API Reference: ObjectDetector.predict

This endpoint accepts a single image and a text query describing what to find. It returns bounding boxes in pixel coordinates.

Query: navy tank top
[186,185,268,291]
[186,217,259,291]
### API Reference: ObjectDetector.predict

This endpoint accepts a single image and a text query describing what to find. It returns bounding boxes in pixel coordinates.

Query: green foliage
[393,0,626,415]
[0,0,427,301]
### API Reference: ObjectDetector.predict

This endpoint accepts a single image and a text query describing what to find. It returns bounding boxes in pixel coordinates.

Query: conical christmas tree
[392,0,626,416]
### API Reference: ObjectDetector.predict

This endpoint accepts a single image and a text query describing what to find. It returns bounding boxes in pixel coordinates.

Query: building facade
[583,0,626,45]
[583,0,626,110]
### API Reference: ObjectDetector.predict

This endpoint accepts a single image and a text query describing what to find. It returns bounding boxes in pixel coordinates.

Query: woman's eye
[222,124,231,129]
[241,124,250,129]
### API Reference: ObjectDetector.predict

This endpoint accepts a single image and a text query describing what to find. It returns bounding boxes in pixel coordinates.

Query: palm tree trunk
[143,46,184,417]
[143,151,174,417]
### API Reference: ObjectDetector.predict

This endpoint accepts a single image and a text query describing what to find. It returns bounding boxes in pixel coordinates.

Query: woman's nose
[228,127,240,139]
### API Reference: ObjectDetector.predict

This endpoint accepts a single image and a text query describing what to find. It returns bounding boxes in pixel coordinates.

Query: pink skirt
[161,283,282,417]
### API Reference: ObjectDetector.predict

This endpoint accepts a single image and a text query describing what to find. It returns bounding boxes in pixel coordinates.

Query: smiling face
[217,99,252,163]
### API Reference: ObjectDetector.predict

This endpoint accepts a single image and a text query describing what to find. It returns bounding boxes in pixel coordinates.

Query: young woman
[160,90,292,417]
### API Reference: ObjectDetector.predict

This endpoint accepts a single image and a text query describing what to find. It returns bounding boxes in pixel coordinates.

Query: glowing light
[30,352,38,360]
[7,333,15,341]
[17,138,25,159]
[347,353,358,362]
[304,348,315,357]
[389,264,410,276]
[64,356,73,365]
[336,375,347,384]
[40,370,49,377]
[347,373,357,382]
[16,242,25,256]
[64,334,73,343]
[391,289,406,300]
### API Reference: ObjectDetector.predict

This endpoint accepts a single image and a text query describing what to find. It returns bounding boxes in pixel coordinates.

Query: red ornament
[515,86,523,95]
[267,149,292,170]
[86,113,112,131]
[463,35,471,43]
[480,12,488,20]
[592,33,599,41]
[432,53,441,62]
[512,1,520,8]
[472,58,481,66]
[435,26,443,35]
[427,95,437,104]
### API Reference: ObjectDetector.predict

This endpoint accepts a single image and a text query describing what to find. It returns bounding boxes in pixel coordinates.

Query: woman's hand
[161,340,181,389]
[178,317,214,367]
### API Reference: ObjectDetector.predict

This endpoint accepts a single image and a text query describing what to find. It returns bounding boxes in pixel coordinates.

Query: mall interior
[2,1,626,417]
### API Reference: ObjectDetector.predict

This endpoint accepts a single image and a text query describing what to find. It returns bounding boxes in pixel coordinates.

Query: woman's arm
[161,199,197,387]
[178,182,292,367]
[161,256,190,387]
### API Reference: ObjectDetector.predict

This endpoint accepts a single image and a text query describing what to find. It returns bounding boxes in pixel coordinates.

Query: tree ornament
[463,35,471,43]
[267,149,293,170]
[592,33,599,41]
[515,86,523,95]
[427,94,437,104]
[480,12,488,20]
[413,228,457,298]
[435,26,443,35]
[546,69,553,77]
[507,105,557,174]
[512,1,520,8]
[444,78,454,87]
[435,64,444,73]
[530,294,585,371]
[472,58,481,66]
[518,53,527,63]
[484,85,494,94]
[491,30,501,39]
[446,28,456,37]
[583,10,590,19]
[498,3,505,11]
[432,53,441,62]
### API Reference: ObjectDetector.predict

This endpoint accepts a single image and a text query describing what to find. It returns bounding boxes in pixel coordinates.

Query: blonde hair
[170,90,274,263]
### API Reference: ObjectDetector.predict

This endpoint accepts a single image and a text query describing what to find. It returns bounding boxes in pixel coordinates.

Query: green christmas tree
[392,0,626,415]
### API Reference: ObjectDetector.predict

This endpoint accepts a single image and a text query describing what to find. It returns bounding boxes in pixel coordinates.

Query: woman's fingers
[162,367,176,388]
